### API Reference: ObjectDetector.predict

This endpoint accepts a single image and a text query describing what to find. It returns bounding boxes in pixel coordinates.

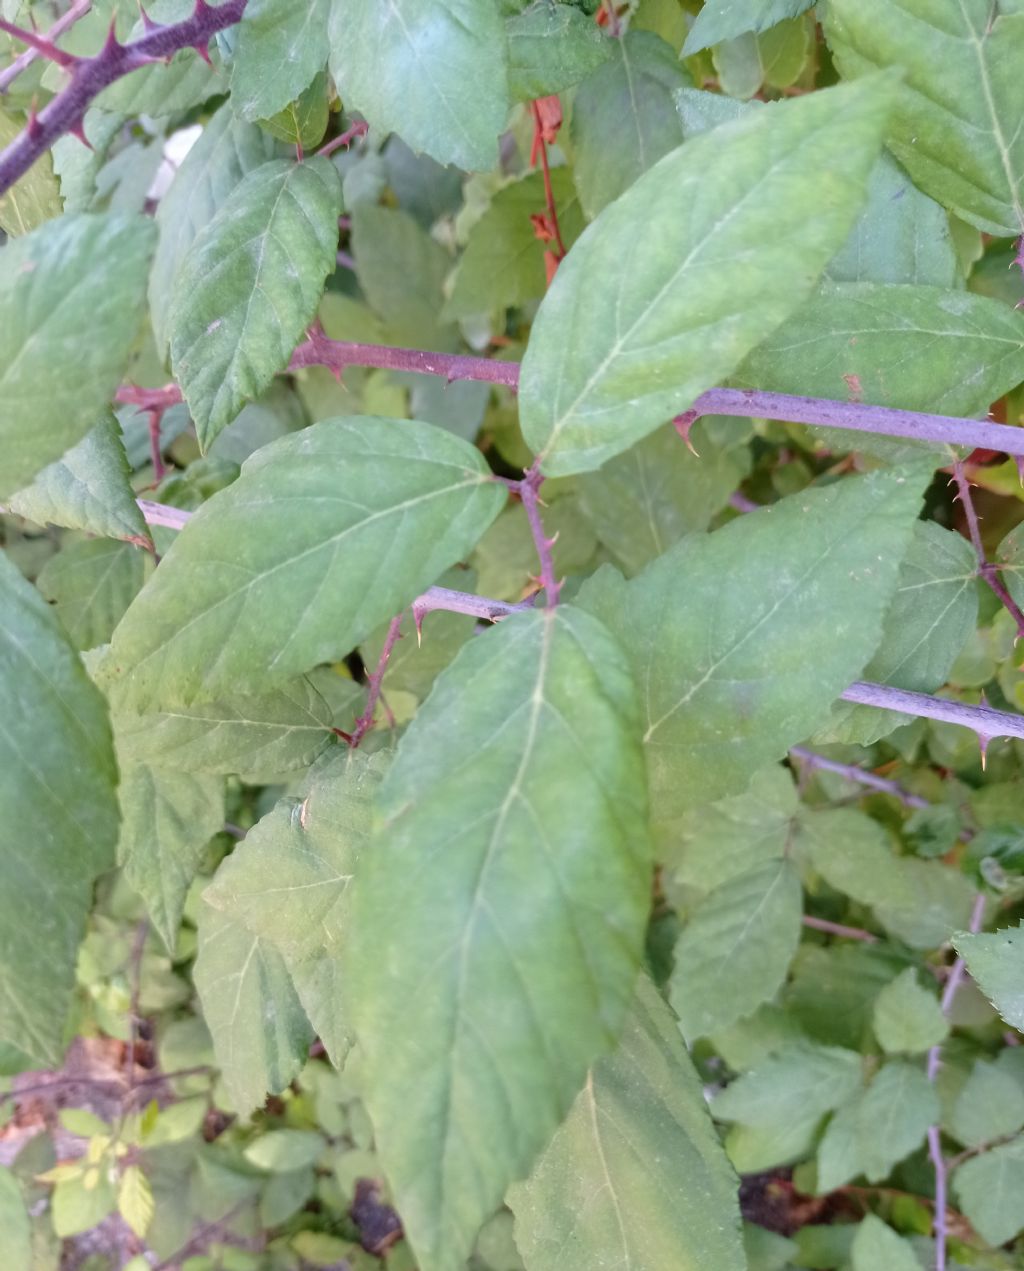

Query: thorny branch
[0,0,93,95]
[951,460,1024,642]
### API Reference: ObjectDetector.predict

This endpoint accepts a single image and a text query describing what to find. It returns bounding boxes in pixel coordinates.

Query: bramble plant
[5,1,1024,1268]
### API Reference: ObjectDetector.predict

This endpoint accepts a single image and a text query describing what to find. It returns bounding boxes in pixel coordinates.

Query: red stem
[801,915,877,943]
[317,119,368,159]
[520,467,561,607]
[348,613,404,747]
[952,460,1024,641]
[530,100,567,261]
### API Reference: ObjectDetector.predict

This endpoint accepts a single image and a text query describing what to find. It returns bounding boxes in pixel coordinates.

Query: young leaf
[824,0,1024,236]
[231,0,330,123]
[0,551,119,1066]
[37,539,149,652]
[521,74,897,475]
[951,1060,1024,1149]
[952,922,1024,1029]
[505,2,611,102]
[348,606,652,1271]
[954,1136,1024,1246]
[856,1061,938,1181]
[669,859,803,1041]
[193,899,314,1115]
[117,1165,154,1240]
[0,213,155,499]
[570,31,690,221]
[328,0,510,172]
[149,105,277,357]
[169,158,343,451]
[683,0,815,56]
[578,464,927,819]
[738,283,1024,419]
[6,414,149,543]
[871,968,949,1055]
[106,418,505,710]
[117,764,225,954]
[112,671,360,784]
[507,977,746,1271]
[850,1214,919,1271]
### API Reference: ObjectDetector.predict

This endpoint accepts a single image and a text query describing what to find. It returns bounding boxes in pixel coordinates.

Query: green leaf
[816,522,978,746]
[570,31,689,221]
[117,764,225,954]
[52,1172,117,1238]
[824,151,959,287]
[100,5,221,118]
[232,0,330,122]
[738,283,1024,419]
[352,205,456,349]
[150,105,277,357]
[712,19,812,101]
[36,540,149,652]
[951,1060,1024,1149]
[954,1136,1024,1246]
[953,922,1024,1029]
[169,158,343,451]
[506,2,611,101]
[683,0,815,55]
[113,671,359,784]
[349,606,652,1271]
[193,898,314,1115]
[118,1165,154,1239]
[204,749,387,1066]
[578,465,926,819]
[0,550,119,1066]
[856,1060,938,1182]
[0,212,155,500]
[7,414,149,542]
[0,1167,31,1271]
[850,1214,919,1271]
[106,417,505,710]
[443,170,585,320]
[244,1129,325,1173]
[258,71,330,151]
[713,1042,863,1126]
[507,977,745,1271]
[574,419,752,577]
[871,968,949,1055]
[0,105,61,236]
[796,808,917,912]
[874,857,975,950]
[669,859,802,1041]
[521,74,897,475]
[669,766,799,891]
[328,0,510,172]
[823,0,1024,236]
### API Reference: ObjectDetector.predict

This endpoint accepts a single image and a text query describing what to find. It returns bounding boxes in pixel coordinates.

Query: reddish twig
[926,891,987,1271]
[951,460,1024,642]
[0,0,93,94]
[288,330,521,389]
[530,98,567,269]
[316,118,368,159]
[0,0,248,196]
[519,466,561,607]
[789,746,929,809]
[344,614,404,747]
[801,915,878,943]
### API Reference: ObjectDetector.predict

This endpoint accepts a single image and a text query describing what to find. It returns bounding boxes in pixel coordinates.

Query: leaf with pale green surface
[113,671,361,784]
[521,74,897,475]
[204,749,388,1066]
[150,105,278,357]
[169,158,342,451]
[871,968,949,1055]
[349,606,651,1271]
[713,1042,862,1126]
[507,977,745,1271]
[258,71,330,151]
[231,0,329,122]
[574,419,752,577]
[856,1060,938,1181]
[0,106,60,236]
[795,808,916,912]
[37,539,149,652]
[7,414,148,542]
[951,1060,1024,1149]
[738,283,1024,419]
[875,857,976,950]
[106,417,505,710]
[824,0,1024,236]
[683,0,815,55]
[953,922,1024,1029]
[443,170,585,320]
[669,859,802,1041]
[0,1167,30,1271]
[570,31,690,221]
[117,764,225,954]
[0,551,119,1066]
[954,1136,1024,1246]
[0,212,155,500]
[850,1215,920,1271]
[578,465,927,820]
[328,0,509,172]
[505,2,611,101]
[193,898,314,1116]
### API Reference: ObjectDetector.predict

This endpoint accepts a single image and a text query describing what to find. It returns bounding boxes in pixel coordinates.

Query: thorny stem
[801,915,878,943]
[288,332,522,389]
[927,891,987,1271]
[0,0,92,94]
[316,118,368,159]
[345,613,404,747]
[951,460,1024,641]
[789,746,930,809]
[530,99,568,262]
[0,0,249,197]
[520,467,562,607]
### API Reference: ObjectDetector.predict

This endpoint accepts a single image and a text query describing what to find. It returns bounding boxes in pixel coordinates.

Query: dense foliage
[3,2,1024,1269]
